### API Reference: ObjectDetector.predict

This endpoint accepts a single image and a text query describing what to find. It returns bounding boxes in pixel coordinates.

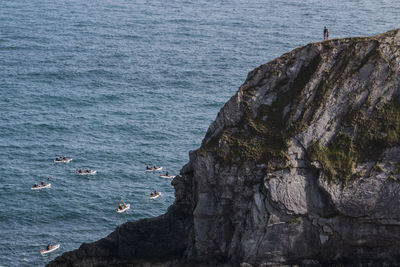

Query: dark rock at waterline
[48,29,400,266]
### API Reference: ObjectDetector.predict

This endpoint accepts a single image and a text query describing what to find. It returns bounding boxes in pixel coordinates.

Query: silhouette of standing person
[323,26,329,40]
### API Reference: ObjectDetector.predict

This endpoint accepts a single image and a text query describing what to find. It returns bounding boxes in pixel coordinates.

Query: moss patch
[352,97,400,161]
[205,114,290,165]
[287,216,302,224]
[371,162,384,174]
[309,96,400,183]
[389,175,400,183]
[393,161,400,174]
[308,132,355,183]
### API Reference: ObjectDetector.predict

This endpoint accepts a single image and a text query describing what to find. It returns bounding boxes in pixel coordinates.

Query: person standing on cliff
[323,26,329,40]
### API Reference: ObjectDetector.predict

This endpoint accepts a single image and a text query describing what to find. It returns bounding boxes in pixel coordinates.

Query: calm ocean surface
[0,0,399,265]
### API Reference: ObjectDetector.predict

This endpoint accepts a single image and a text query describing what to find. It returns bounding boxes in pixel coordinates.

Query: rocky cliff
[49,29,400,266]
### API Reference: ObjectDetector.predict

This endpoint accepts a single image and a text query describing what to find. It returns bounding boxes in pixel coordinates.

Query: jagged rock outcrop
[49,29,400,266]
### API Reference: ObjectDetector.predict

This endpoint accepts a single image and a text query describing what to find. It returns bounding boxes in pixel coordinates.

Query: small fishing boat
[40,244,60,255]
[117,204,130,213]
[31,184,51,190]
[150,192,162,199]
[76,169,97,175]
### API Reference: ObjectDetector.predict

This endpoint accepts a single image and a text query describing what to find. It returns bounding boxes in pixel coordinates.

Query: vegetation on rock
[200,53,322,167]
[308,96,400,183]
[308,132,354,183]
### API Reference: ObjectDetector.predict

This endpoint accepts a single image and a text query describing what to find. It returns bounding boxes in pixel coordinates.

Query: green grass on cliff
[308,132,355,183]
[346,97,400,161]
[308,96,400,184]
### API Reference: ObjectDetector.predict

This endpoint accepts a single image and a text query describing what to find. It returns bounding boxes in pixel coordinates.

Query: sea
[1,0,399,265]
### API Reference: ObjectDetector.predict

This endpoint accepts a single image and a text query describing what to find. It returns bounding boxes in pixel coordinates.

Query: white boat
[117,203,130,213]
[160,175,175,179]
[145,166,163,172]
[76,170,96,175]
[40,244,60,255]
[150,192,162,199]
[54,158,72,163]
[31,184,51,190]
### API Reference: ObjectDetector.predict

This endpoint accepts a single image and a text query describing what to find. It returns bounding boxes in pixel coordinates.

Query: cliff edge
[49,29,400,266]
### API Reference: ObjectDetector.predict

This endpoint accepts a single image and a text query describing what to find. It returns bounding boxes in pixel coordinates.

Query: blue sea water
[0,0,399,265]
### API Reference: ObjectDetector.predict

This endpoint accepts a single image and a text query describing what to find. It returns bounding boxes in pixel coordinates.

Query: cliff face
[49,29,400,266]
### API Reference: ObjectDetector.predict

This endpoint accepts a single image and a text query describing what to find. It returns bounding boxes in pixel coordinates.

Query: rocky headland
[49,29,400,266]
